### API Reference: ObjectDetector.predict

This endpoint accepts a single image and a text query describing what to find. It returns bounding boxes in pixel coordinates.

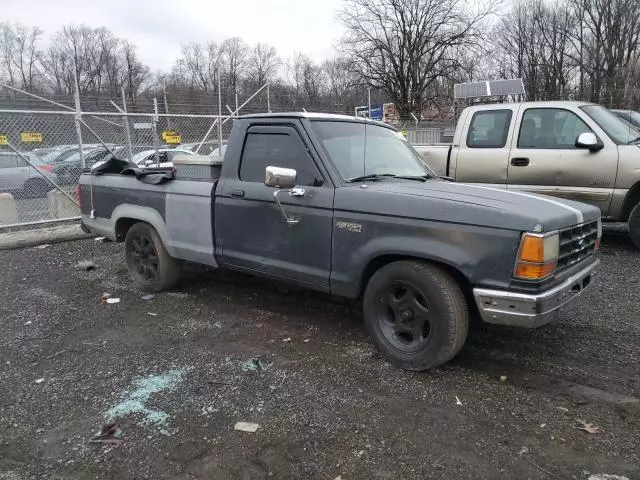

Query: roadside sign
[0,134,7,145]
[20,132,42,143]
[133,122,153,130]
[162,130,181,144]
[355,104,385,121]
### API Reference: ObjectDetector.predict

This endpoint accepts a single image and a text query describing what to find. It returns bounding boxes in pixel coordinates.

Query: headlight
[514,233,559,280]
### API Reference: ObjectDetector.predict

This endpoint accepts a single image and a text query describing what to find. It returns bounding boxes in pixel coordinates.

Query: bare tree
[220,37,248,100]
[0,22,17,86]
[247,42,280,87]
[339,0,495,115]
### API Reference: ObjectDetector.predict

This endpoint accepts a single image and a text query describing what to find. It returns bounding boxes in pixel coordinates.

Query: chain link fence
[0,87,241,229]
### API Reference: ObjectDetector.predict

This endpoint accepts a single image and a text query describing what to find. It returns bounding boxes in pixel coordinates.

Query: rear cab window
[466,110,512,148]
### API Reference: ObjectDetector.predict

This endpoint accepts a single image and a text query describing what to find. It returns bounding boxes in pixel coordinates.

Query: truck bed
[79,172,218,267]
[413,144,450,176]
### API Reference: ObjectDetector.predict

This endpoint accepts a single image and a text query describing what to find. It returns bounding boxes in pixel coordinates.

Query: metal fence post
[267,83,271,113]
[121,88,134,161]
[73,74,85,169]
[217,68,223,153]
[153,97,160,167]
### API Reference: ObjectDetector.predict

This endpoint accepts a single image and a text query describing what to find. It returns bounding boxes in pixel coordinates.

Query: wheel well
[115,217,139,241]
[622,183,640,221]
[358,254,473,300]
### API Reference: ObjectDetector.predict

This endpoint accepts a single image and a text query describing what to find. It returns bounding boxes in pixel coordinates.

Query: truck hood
[334,180,600,232]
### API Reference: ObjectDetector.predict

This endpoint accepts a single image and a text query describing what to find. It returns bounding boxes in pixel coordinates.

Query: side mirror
[265,166,297,189]
[575,132,603,151]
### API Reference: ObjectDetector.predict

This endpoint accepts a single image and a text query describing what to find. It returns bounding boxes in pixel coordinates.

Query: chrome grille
[557,221,598,270]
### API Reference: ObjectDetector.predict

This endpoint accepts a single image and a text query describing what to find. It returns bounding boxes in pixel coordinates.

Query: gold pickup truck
[414,101,640,248]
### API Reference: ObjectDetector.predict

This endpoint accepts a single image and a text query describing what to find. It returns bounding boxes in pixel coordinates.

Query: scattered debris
[34,244,50,249]
[213,321,223,328]
[518,446,529,456]
[100,293,112,304]
[334,476,343,480]
[94,237,107,242]
[167,292,189,298]
[304,339,310,343]
[106,298,120,304]
[588,475,630,480]
[282,337,292,343]
[24,321,32,326]
[234,422,260,433]
[557,407,569,413]
[75,261,96,271]
[539,423,547,428]
[35,378,45,384]
[141,294,155,300]
[455,396,462,406]
[524,457,554,476]
[201,406,217,417]
[500,375,508,382]
[147,312,158,317]
[105,368,191,435]
[241,357,273,372]
[45,350,67,359]
[89,423,123,444]
[576,419,601,434]
[354,450,365,458]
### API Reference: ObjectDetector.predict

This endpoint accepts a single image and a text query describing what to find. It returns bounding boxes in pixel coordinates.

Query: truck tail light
[39,164,54,173]
[514,233,559,280]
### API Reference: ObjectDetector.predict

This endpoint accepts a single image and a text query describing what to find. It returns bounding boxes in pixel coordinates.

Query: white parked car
[131,148,195,169]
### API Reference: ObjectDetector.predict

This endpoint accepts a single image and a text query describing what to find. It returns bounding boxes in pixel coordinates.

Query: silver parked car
[0,151,57,197]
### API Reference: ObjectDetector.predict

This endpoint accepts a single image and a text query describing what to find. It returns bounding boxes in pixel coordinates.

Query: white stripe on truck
[461,184,584,224]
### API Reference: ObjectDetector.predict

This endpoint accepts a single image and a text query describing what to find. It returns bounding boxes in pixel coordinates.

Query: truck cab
[415,101,640,247]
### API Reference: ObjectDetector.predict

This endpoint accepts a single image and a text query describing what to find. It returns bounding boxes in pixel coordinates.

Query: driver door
[215,124,334,289]
[507,106,618,215]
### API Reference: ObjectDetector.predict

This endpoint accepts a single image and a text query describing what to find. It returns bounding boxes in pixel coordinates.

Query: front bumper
[473,259,599,328]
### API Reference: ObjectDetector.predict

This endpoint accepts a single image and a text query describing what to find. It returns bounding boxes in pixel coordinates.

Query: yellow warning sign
[20,132,43,143]
[162,130,181,144]
[0,134,7,145]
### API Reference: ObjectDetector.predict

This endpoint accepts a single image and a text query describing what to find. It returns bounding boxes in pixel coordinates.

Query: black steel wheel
[374,280,433,354]
[363,260,469,371]
[124,222,182,292]
[629,202,640,250]
[127,230,159,282]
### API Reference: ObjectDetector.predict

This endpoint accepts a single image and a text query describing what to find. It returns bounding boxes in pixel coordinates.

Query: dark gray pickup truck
[79,112,601,371]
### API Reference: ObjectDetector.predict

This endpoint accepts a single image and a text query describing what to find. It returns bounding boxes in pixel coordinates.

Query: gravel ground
[0,235,639,480]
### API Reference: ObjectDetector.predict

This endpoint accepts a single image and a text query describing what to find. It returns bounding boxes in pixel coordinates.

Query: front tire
[629,202,640,250]
[124,222,182,292]
[363,261,469,371]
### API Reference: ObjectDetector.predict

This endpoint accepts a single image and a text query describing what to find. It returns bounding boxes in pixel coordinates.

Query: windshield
[311,121,433,181]
[581,105,640,144]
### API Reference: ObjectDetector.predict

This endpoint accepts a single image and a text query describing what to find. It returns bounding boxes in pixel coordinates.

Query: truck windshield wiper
[394,174,433,182]
[346,173,398,183]
[627,136,640,144]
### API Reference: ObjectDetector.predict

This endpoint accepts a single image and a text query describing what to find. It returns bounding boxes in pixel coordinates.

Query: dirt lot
[1,234,639,480]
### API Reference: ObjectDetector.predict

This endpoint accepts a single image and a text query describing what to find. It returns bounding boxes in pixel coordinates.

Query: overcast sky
[2,0,347,71]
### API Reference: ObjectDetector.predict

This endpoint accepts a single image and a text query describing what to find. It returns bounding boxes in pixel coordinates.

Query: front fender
[330,220,519,298]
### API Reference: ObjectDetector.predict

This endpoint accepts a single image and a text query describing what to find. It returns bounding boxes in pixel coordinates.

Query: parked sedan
[0,151,58,197]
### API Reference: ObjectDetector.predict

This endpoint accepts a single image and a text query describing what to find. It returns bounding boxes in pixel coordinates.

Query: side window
[0,155,20,168]
[239,130,320,186]
[518,108,593,149]
[466,110,512,148]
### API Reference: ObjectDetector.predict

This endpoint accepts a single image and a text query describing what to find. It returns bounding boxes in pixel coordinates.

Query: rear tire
[124,222,182,292]
[363,261,469,371]
[629,202,640,250]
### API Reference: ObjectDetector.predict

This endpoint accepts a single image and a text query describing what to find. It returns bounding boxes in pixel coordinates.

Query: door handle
[230,189,245,198]
[510,157,530,167]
